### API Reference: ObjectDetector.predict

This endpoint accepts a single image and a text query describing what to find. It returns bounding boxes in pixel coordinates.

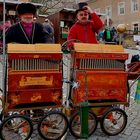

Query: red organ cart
[71,43,129,106]
[68,43,130,138]
[6,44,63,112]
[0,44,70,140]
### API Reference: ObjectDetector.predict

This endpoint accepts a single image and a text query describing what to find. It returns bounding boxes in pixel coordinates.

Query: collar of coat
[19,22,35,44]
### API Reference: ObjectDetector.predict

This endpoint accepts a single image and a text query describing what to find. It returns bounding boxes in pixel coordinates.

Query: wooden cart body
[7,44,62,111]
[71,43,129,106]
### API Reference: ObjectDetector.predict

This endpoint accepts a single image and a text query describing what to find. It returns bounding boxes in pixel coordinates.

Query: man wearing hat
[6,3,51,44]
[67,2,114,122]
[67,2,103,43]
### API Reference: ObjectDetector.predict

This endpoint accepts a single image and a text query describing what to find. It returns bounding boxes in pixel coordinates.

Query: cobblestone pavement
[0,49,140,140]
[67,98,140,140]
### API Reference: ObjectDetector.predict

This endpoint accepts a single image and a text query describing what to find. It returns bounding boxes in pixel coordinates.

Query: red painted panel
[75,52,128,60]
[72,71,128,105]
[7,89,62,110]
[7,72,62,110]
[8,53,62,59]
[8,73,62,90]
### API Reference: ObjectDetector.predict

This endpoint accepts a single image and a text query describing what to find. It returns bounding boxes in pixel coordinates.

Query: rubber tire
[100,107,127,136]
[38,111,69,140]
[69,110,98,138]
[0,114,33,140]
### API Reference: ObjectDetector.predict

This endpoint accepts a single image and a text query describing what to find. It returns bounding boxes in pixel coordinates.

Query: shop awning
[0,0,43,7]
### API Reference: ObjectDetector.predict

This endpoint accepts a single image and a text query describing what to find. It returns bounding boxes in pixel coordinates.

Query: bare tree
[31,0,77,15]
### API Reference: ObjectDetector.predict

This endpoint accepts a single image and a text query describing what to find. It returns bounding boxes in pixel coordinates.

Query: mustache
[81,17,87,20]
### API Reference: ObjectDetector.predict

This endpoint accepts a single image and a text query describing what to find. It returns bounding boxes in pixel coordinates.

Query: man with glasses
[67,2,103,43]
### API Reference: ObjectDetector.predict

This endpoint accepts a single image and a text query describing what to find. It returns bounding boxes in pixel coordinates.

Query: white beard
[21,18,33,23]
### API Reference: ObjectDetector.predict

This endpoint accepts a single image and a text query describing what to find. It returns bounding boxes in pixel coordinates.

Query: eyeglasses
[79,13,89,16]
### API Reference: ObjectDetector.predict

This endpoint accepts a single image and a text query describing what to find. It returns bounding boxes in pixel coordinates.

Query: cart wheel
[38,111,69,140]
[0,114,33,140]
[100,107,127,136]
[0,97,2,113]
[69,110,98,138]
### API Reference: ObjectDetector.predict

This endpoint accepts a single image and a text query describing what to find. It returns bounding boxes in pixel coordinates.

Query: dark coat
[6,22,51,44]
[43,22,55,43]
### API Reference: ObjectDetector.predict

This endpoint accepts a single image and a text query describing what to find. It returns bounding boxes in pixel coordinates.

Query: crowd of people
[98,26,120,44]
[0,2,123,46]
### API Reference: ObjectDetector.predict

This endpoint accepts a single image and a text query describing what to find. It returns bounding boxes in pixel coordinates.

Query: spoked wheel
[0,87,3,119]
[38,111,69,140]
[0,114,33,140]
[69,110,98,138]
[0,96,2,113]
[100,107,127,136]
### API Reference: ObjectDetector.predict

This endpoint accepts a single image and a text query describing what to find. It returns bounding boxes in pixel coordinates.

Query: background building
[87,0,140,34]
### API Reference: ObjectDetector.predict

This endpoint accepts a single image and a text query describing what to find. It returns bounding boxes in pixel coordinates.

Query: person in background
[0,20,12,52]
[135,40,140,51]
[43,18,55,43]
[98,28,104,43]
[110,26,119,44]
[6,3,51,44]
[103,27,113,43]
[67,2,103,44]
[111,26,116,36]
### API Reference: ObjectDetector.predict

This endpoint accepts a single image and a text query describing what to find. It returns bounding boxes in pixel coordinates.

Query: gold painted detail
[19,76,53,86]
[10,95,20,104]
[33,55,39,58]
[78,75,125,86]
[31,95,42,102]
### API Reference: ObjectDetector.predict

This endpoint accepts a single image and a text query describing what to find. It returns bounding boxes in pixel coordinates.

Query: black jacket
[6,22,51,44]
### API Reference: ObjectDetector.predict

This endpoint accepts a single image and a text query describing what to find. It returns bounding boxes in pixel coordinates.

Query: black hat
[16,3,37,15]
[75,2,88,14]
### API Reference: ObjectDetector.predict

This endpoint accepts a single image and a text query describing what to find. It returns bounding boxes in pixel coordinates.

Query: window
[105,6,112,18]
[131,0,139,12]
[118,2,125,15]
[133,23,139,34]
